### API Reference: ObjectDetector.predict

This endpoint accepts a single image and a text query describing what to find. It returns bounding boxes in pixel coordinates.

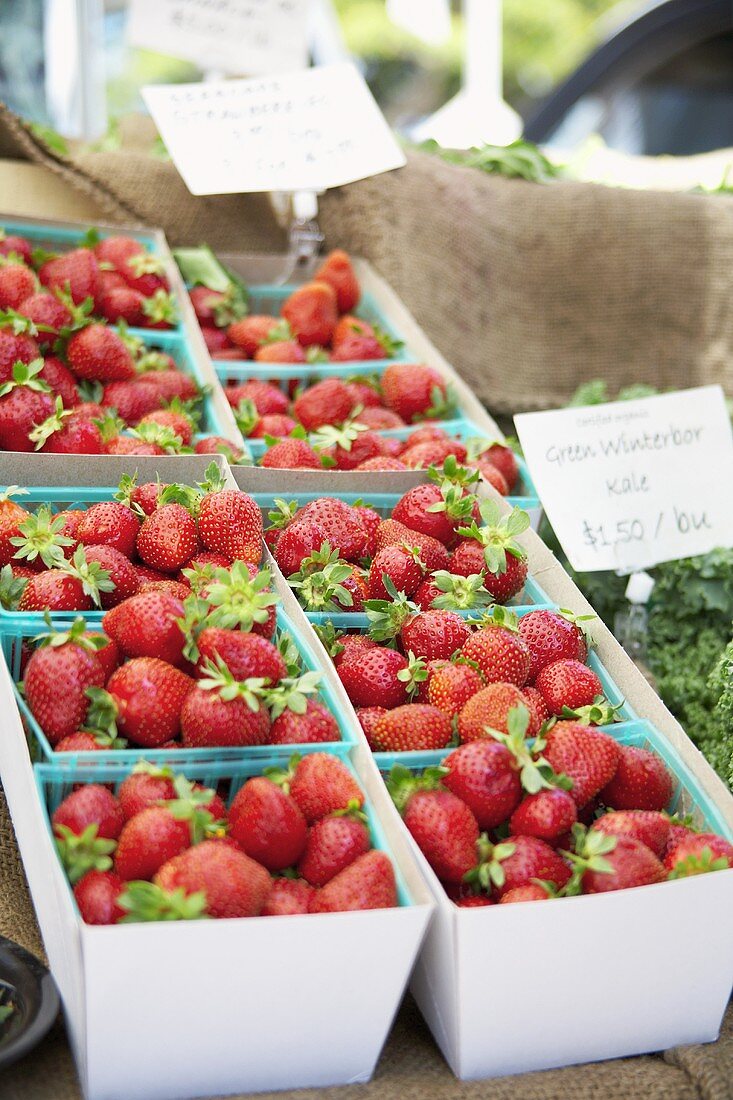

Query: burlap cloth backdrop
[0,104,732,1098]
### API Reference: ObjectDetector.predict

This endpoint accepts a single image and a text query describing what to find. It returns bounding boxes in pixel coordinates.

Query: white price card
[514,385,733,573]
[127,0,312,77]
[142,62,407,195]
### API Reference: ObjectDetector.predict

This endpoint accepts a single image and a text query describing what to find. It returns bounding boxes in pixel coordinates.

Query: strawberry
[522,685,550,729]
[262,877,314,916]
[471,834,571,898]
[248,413,297,439]
[356,706,388,749]
[345,379,381,409]
[313,249,360,313]
[509,789,577,841]
[392,483,471,547]
[0,263,37,309]
[99,285,145,325]
[285,753,364,823]
[354,506,381,556]
[399,786,479,883]
[368,545,424,599]
[452,502,529,603]
[154,841,272,918]
[194,436,245,463]
[202,325,232,353]
[137,408,194,446]
[401,440,469,469]
[260,438,322,469]
[499,884,551,904]
[292,378,353,431]
[104,590,186,664]
[106,658,193,746]
[136,503,200,572]
[102,379,162,423]
[354,406,405,430]
[330,334,388,361]
[77,501,140,557]
[31,405,104,455]
[457,683,537,741]
[316,424,388,471]
[535,659,603,715]
[0,361,54,451]
[459,619,530,686]
[472,461,508,496]
[372,703,452,752]
[332,634,378,668]
[17,292,73,340]
[114,807,191,881]
[180,676,270,748]
[39,248,101,306]
[55,732,105,752]
[253,339,305,363]
[269,700,340,745]
[592,810,671,857]
[73,870,125,925]
[599,745,673,811]
[337,646,410,709]
[428,663,483,718]
[123,479,168,516]
[479,442,519,491]
[66,324,135,382]
[36,356,79,405]
[544,722,621,808]
[24,629,107,739]
[664,832,733,876]
[53,784,123,840]
[104,436,164,456]
[119,767,177,820]
[138,369,198,403]
[0,233,32,264]
[381,363,450,422]
[356,456,407,471]
[0,487,30,566]
[518,609,589,681]
[401,610,470,662]
[227,316,280,355]
[229,778,307,870]
[332,315,374,347]
[442,740,523,829]
[93,235,144,269]
[18,550,111,611]
[297,810,370,888]
[296,498,369,561]
[195,628,285,684]
[82,545,140,607]
[198,488,263,563]
[0,328,40,376]
[570,829,666,893]
[119,252,169,296]
[225,379,288,415]
[373,519,450,574]
[281,281,338,347]
[309,850,396,912]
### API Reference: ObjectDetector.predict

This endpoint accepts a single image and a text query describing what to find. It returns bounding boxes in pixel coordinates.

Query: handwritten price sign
[514,386,733,572]
[142,63,406,195]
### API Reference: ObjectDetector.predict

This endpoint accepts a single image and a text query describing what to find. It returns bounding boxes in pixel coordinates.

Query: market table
[1,788,730,1100]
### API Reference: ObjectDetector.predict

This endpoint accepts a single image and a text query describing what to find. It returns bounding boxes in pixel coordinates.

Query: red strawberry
[313,249,360,313]
[575,831,666,893]
[53,784,123,840]
[287,753,364,823]
[114,806,191,881]
[106,658,193,746]
[99,285,146,325]
[296,499,368,561]
[442,740,523,829]
[260,438,322,469]
[55,732,105,753]
[82,545,140,607]
[0,263,37,309]
[401,610,470,662]
[472,460,509,496]
[269,700,340,745]
[18,568,97,612]
[119,253,169,297]
[402,788,479,883]
[93,235,143,269]
[198,489,262,563]
[136,503,200,572]
[474,835,571,899]
[356,456,407,471]
[480,443,519,491]
[292,378,353,431]
[401,440,468,469]
[194,435,245,463]
[354,406,405,430]
[155,841,272,918]
[196,628,285,684]
[368,545,424,599]
[460,623,530,686]
[103,591,186,665]
[119,768,176,820]
[37,356,80,406]
[338,646,409,709]
[392,484,468,547]
[544,722,621,808]
[509,789,578,842]
[101,379,162,423]
[600,745,673,812]
[0,364,54,451]
[331,633,377,669]
[373,519,450,574]
[227,316,280,356]
[381,363,449,422]
[451,540,528,603]
[225,378,288,414]
[253,339,305,363]
[17,292,72,340]
[77,501,140,557]
[74,870,125,925]
[428,663,483,718]
[281,281,338,347]
[309,850,396,912]
[298,811,370,888]
[664,832,733,876]
[0,234,32,264]
[592,810,671,857]
[372,703,452,752]
[104,436,164,456]
[330,334,388,361]
[522,684,551,729]
[0,328,40,376]
[32,405,104,455]
[67,324,135,382]
[535,659,603,715]
[518,609,589,680]
[356,706,388,750]
[499,884,550,904]
[262,877,314,916]
[457,683,537,742]
[138,369,198,403]
[229,778,307,870]
[345,379,381,408]
[180,681,271,748]
[248,413,298,439]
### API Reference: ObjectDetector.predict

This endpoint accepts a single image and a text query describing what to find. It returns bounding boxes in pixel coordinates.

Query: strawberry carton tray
[0,697,433,1100]
[372,718,733,1080]
[0,213,245,457]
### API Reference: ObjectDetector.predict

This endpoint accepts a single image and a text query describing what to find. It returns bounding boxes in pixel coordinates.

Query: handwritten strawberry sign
[514,386,733,572]
[142,63,406,195]
[128,0,312,76]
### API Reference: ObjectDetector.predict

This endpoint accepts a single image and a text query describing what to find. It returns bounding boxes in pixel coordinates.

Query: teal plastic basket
[34,750,415,911]
[3,606,357,765]
[374,719,733,843]
[209,285,409,383]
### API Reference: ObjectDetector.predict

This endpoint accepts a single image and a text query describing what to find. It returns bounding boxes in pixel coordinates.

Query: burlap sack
[2,103,733,413]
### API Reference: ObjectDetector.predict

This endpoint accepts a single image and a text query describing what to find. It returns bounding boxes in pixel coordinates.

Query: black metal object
[0,935,60,1069]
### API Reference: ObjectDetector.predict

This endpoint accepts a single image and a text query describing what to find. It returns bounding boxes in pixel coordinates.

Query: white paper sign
[142,62,406,195]
[127,0,312,76]
[514,386,733,573]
